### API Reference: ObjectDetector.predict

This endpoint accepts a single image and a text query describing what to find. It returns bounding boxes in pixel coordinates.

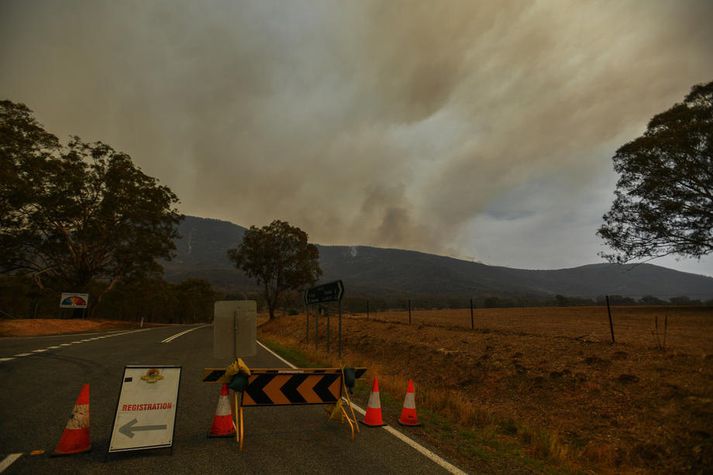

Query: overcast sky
[2,0,712,276]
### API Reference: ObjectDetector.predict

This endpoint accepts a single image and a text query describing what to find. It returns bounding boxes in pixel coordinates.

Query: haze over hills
[163,216,713,301]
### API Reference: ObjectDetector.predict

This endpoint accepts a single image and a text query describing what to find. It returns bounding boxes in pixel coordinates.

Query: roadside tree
[598,81,713,263]
[227,220,321,320]
[0,100,181,313]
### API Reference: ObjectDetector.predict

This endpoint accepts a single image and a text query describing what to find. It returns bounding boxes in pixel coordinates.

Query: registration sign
[108,365,181,453]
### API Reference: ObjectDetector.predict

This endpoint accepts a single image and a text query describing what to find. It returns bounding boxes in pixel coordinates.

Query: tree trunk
[89,276,121,318]
[264,282,274,320]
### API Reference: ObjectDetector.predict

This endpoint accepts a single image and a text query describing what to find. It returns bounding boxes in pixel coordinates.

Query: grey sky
[2,0,712,276]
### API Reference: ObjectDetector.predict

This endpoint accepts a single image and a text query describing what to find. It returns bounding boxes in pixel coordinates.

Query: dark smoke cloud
[2,0,712,271]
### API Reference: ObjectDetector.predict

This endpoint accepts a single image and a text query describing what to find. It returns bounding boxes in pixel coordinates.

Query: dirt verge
[0,318,162,337]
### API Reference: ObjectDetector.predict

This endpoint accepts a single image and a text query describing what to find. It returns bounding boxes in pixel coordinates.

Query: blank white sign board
[213,300,257,359]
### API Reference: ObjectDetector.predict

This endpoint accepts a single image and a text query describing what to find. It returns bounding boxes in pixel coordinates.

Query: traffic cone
[52,384,91,456]
[398,379,421,426]
[360,377,386,427]
[208,384,236,438]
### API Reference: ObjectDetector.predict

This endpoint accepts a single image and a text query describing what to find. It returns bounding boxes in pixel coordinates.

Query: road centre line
[0,453,22,473]
[1,328,157,363]
[161,325,209,343]
[255,341,467,475]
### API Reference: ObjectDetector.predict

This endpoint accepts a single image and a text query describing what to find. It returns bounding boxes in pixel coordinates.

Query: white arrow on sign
[119,418,167,438]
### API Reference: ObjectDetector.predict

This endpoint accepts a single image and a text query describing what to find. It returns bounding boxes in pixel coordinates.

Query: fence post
[305,305,309,344]
[606,295,615,344]
[327,307,330,353]
[338,301,342,358]
[408,299,412,324]
[470,298,474,330]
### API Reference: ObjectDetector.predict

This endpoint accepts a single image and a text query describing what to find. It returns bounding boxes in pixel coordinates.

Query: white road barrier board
[108,365,181,453]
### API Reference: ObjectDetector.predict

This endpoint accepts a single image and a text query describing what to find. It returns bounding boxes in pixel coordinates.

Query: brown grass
[362,305,712,353]
[0,318,163,337]
[260,306,713,473]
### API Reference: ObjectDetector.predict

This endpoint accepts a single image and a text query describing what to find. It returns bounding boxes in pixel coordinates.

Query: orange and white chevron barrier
[398,379,421,426]
[208,383,236,438]
[52,384,91,456]
[360,377,385,427]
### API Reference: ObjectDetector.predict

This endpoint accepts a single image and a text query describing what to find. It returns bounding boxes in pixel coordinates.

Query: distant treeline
[1,275,710,323]
[0,275,218,323]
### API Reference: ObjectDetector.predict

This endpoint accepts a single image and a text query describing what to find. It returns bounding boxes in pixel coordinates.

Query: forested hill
[162,216,713,301]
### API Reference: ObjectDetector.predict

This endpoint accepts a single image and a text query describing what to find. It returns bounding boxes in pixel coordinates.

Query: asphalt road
[0,325,463,474]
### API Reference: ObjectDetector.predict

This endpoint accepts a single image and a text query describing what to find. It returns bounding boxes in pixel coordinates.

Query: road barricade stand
[203,360,366,449]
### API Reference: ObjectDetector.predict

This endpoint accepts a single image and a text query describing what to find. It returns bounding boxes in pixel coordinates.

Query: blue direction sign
[304,280,344,305]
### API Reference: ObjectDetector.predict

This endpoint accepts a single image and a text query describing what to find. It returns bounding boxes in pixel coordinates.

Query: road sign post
[304,281,345,358]
[108,366,181,454]
[338,301,342,357]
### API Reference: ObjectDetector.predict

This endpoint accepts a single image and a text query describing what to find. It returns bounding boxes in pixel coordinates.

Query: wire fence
[302,297,713,353]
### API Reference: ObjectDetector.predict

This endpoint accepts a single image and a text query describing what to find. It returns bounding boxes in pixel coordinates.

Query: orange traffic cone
[360,377,386,427]
[52,384,91,456]
[398,379,421,426]
[208,384,236,438]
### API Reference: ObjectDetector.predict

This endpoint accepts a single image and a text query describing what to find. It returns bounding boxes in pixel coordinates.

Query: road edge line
[0,453,22,473]
[257,340,298,368]
[256,340,468,475]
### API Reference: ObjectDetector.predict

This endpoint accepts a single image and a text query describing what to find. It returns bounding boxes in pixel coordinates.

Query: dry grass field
[260,306,713,473]
[363,306,712,353]
[0,318,169,337]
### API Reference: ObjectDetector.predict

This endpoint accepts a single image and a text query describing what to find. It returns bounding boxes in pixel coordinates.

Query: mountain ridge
[162,216,713,300]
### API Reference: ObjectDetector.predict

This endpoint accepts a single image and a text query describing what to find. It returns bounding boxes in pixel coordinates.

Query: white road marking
[257,341,298,368]
[1,328,158,363]
[0,453,22,473]
[161,325,209,343]
[255,341,467,475]
[381,425,467,474]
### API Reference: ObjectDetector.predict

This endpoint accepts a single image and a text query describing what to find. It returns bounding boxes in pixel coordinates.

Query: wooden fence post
[606,295,616,344]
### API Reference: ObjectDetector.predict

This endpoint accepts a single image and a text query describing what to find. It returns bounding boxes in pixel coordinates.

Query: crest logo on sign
[141,369,164,384]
